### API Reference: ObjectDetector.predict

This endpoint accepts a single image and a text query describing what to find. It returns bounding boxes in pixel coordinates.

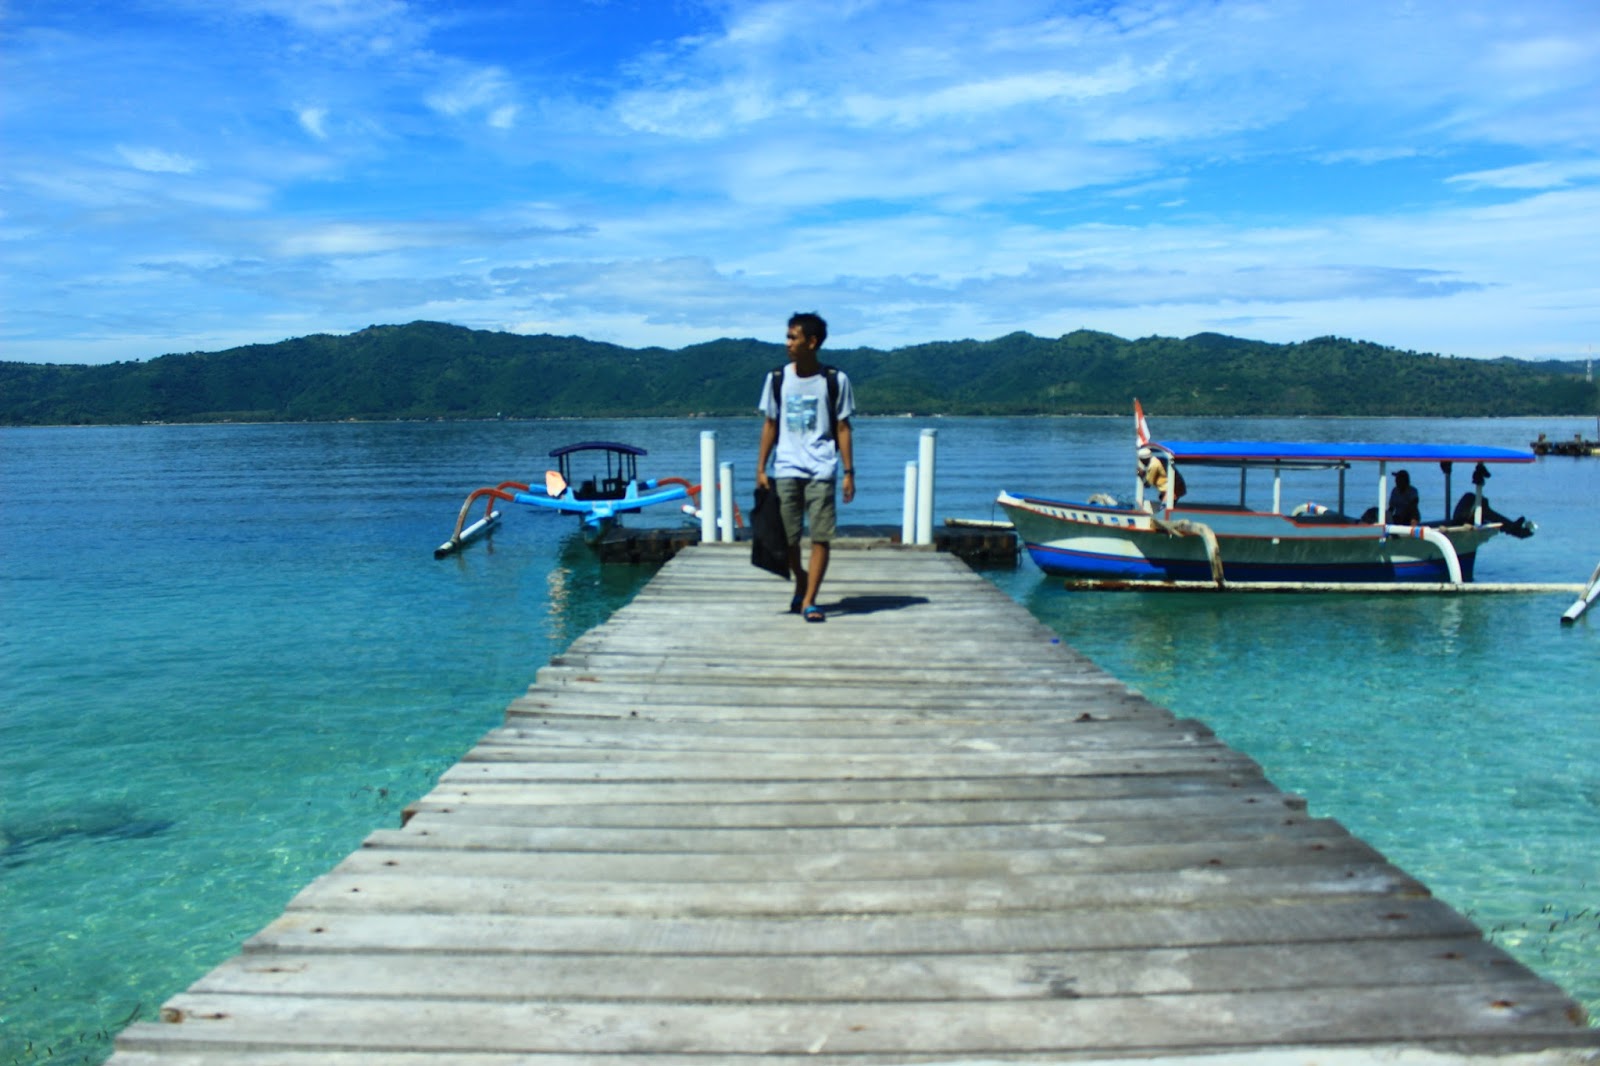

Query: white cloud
[298,107,330,140]
[426,66,520,129]
[1450,160,1600,191]
[217,0,412,35]
[116,145,201,174]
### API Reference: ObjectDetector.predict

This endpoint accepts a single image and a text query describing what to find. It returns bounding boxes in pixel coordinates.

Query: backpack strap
[821,365,840,443]
[769,365,785,414]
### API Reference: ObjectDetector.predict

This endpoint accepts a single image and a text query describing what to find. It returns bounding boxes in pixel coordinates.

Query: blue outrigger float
[997,403,1537,586]
[434,441,696,558]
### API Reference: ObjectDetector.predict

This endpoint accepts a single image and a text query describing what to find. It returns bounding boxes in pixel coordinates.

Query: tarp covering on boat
[1149,440,1535,467]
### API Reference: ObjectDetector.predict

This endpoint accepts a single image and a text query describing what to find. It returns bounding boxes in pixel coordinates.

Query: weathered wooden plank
[186,936,1526,1002]
[503,696,1169,725]
[343,833,1376,881]
[285,862,1425,918]
[473,719,1219,753]
[124,986,1596,1056]
[523,677,1137,707]
[505,692,1170,723]
[396,791,1300,830]
[437,749,1263,782]
[458,741,1236,770]
[367,812,1345,854]
[407,769,1280,807]
[242,897,1485,956]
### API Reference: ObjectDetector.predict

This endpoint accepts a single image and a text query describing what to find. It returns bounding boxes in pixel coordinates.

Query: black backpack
[768,364,843,442]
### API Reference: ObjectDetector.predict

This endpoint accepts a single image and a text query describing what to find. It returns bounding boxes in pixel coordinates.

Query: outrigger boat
[434,441,697,558]
[997,402,1536,586]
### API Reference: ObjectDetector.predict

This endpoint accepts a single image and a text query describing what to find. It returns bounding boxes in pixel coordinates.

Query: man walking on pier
[757,312,855,622]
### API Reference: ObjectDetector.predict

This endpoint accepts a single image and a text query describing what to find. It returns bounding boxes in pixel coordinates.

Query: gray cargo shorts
[775,477,837,546]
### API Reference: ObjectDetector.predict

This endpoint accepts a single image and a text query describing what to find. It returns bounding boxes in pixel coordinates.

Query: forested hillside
[1,321,1592,425]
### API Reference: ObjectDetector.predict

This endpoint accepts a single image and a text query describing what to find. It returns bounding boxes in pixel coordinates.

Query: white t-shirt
[758,365,854,479]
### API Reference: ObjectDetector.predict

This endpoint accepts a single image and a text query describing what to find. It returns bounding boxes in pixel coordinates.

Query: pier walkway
[112,547,1597,1064]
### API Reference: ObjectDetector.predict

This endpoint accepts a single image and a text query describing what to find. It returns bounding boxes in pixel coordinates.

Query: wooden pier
[111,547,1597,1064]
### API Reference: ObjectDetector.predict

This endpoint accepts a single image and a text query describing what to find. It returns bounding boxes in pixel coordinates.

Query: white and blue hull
[997,492,1501,584]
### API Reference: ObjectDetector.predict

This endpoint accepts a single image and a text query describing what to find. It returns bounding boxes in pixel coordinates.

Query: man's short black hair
[788,311,827,346]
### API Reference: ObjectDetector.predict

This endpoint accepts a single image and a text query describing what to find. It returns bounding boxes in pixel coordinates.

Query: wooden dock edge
[596,521,1020,566]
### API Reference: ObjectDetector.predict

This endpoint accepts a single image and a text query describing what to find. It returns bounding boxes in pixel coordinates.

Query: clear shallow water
[2,415,1596,1062]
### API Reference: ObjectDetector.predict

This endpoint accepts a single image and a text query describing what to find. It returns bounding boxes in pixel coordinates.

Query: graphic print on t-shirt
[785,393,819,435]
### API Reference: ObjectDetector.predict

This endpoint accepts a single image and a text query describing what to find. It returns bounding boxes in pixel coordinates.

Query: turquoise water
[2,416,1596,1062]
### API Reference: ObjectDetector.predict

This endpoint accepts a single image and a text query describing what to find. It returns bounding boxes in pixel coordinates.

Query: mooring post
[718,461,735,543]
[916,429,937,545]
[699,431,718,544]
[902,461,918,544]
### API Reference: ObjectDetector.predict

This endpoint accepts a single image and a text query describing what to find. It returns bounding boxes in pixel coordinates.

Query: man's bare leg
[788,542,808,607]
[803,541,830,609]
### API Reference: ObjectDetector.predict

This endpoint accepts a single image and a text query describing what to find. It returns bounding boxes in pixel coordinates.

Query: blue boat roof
[548,441,648,458]
[1150,440,1535,466]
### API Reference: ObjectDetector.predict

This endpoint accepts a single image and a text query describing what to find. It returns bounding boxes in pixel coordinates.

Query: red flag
[1134,398,1151,448]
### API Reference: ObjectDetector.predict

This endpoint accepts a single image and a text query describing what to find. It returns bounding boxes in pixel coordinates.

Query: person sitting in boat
[1385,469,1420,525]
[1137,447,1186,504]
[1450,462,1535,538]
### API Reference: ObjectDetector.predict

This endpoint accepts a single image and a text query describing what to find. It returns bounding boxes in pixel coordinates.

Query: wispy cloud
[426,66,520,129]
[116,146,202,174]
[3,0,1599,364]
[1450,160,1600,191]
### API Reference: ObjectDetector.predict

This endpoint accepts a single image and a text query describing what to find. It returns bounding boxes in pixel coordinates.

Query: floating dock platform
[110,547,1597,1064]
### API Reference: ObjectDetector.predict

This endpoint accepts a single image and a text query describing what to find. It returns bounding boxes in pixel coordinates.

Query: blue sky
[4,0,1599,365]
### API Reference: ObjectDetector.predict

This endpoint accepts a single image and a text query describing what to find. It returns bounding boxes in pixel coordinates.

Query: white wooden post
[699,431,718,543]
[718,461,735,543]
[902,461,919,544]
[916,429,936,546]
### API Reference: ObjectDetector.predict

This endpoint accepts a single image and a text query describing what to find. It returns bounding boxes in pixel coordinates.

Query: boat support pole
[1560,561,1600,625]
[435,483,525,559]
[1386,525,1462,585]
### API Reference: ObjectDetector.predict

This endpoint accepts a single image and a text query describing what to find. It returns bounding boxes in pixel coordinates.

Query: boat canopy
[548,441,648,458]
[1148,440,1535,470]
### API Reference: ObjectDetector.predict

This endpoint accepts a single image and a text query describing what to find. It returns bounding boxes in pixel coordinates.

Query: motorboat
[435,441,696,558]
[996,402,1535,586]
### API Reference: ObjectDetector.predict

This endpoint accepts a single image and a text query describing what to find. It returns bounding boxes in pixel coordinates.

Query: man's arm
[837,418,854,504]
[756,417,778,490]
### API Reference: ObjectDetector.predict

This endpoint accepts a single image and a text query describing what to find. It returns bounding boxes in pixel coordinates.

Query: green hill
[0,321,1592,425]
